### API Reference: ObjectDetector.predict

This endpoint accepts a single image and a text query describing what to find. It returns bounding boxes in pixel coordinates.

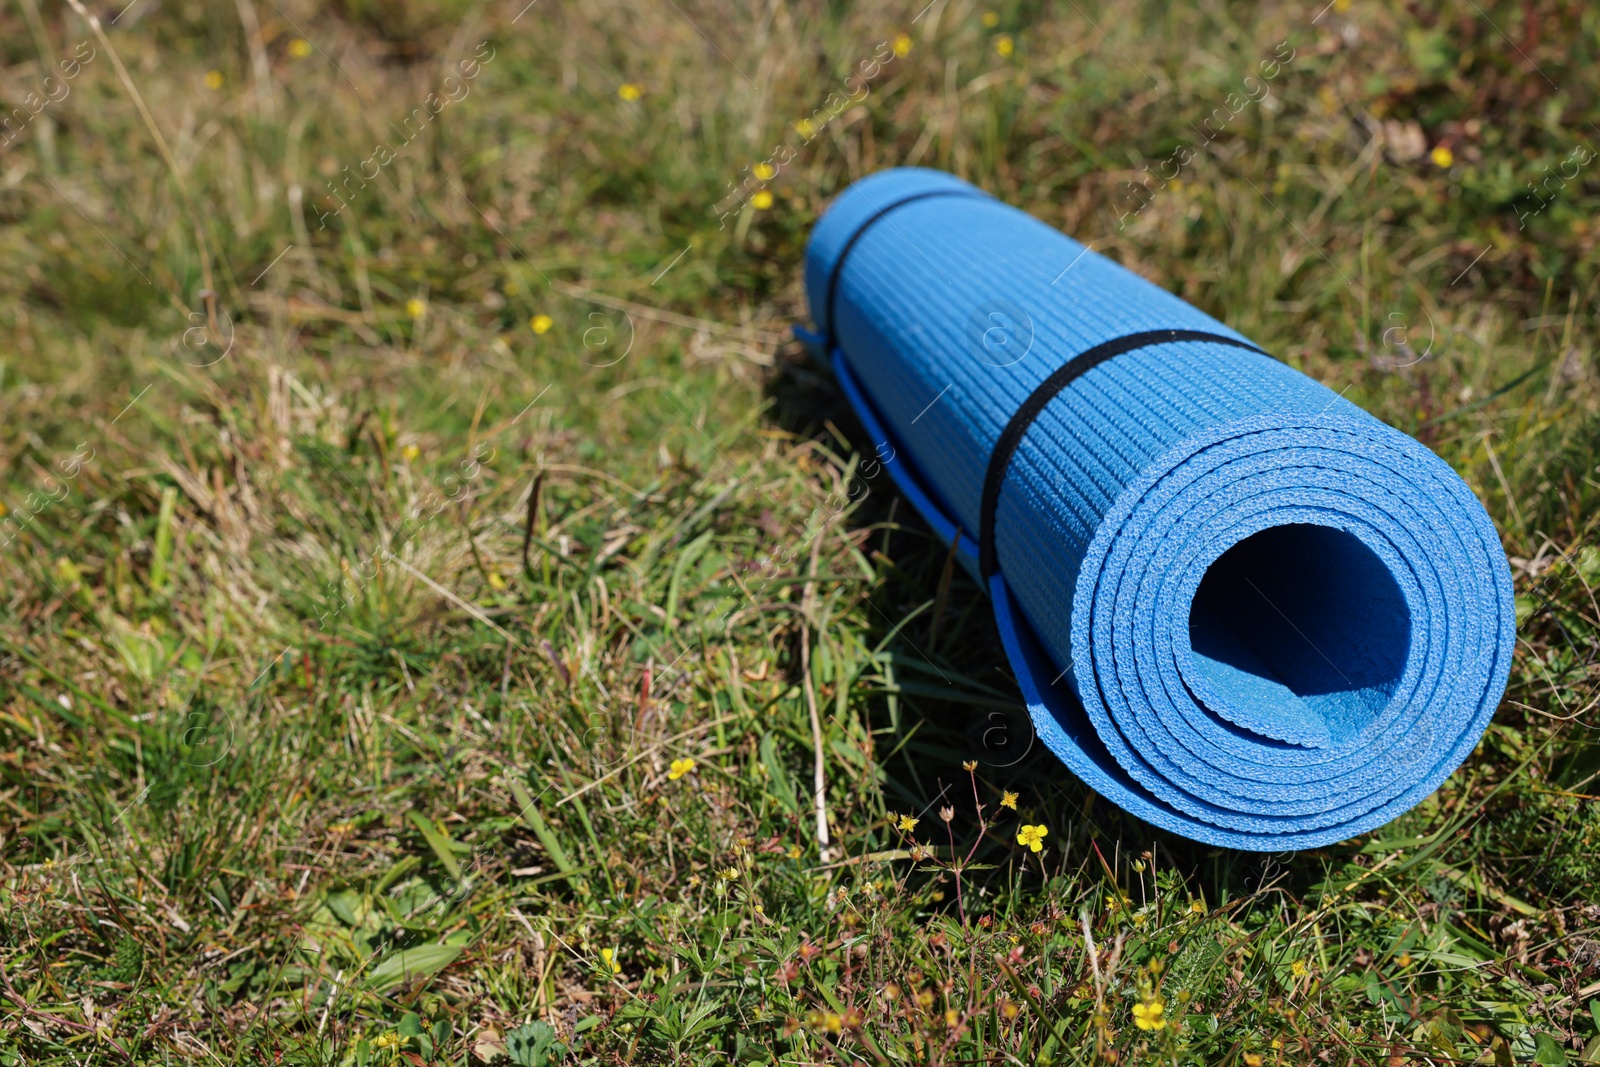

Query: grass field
[1,0,1599,1062]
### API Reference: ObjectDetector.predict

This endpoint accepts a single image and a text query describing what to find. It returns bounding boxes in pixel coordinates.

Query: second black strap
[977,329,1271,579]
[823,188,991,351]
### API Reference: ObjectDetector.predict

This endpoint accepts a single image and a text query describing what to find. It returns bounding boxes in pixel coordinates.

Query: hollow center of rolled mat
[1182,524,1411,748]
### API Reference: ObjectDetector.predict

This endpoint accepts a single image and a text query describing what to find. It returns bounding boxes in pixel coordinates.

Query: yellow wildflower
[794,118,817,138]
[1430,145,1454,168]
[373,1031,402,1050]
[893,33,912,57]
[995,34,1014,58]
[898,814,919,834]
[618,83,643,101]
[204,70,224,90]
[1190,899,1205,914]
[981,11,1000,26]
[1397,951,1412,967]
[718,866,739,881]
[1016,824,1048,852]
[787,843,802,860]
[1000,998,1020,1019]
[289,39,313,58]
[530,314,553,334]
[487,572,507,590]
[963,760,978,771]
[1000,791,1018,809]
[1334,0,1352,10]
[751,189,774,210]
[1244,1055,1265,1067]
[400,444,420,462]
[944,1008,959,1028]
[1290,959,1308,978]
[753,162,776,180]
[1131,996,1165,1030]
[599,947,622,975]
[668,757,695,780]
[406,298,426,319]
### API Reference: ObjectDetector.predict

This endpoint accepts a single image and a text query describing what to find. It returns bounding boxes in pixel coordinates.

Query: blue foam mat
[802,167,1515,851]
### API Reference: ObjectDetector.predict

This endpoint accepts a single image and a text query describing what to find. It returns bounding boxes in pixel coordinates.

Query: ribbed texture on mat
[805,167,1516,849]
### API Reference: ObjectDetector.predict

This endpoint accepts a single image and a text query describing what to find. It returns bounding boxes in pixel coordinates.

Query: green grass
[1,0,1599,1063]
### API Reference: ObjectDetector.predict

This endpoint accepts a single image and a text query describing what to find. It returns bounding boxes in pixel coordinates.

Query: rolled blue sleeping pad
[798,167,1515,850]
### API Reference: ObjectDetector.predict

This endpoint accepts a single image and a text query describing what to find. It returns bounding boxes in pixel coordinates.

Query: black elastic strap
[977,329,1271,578]
[823,189,990,350]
